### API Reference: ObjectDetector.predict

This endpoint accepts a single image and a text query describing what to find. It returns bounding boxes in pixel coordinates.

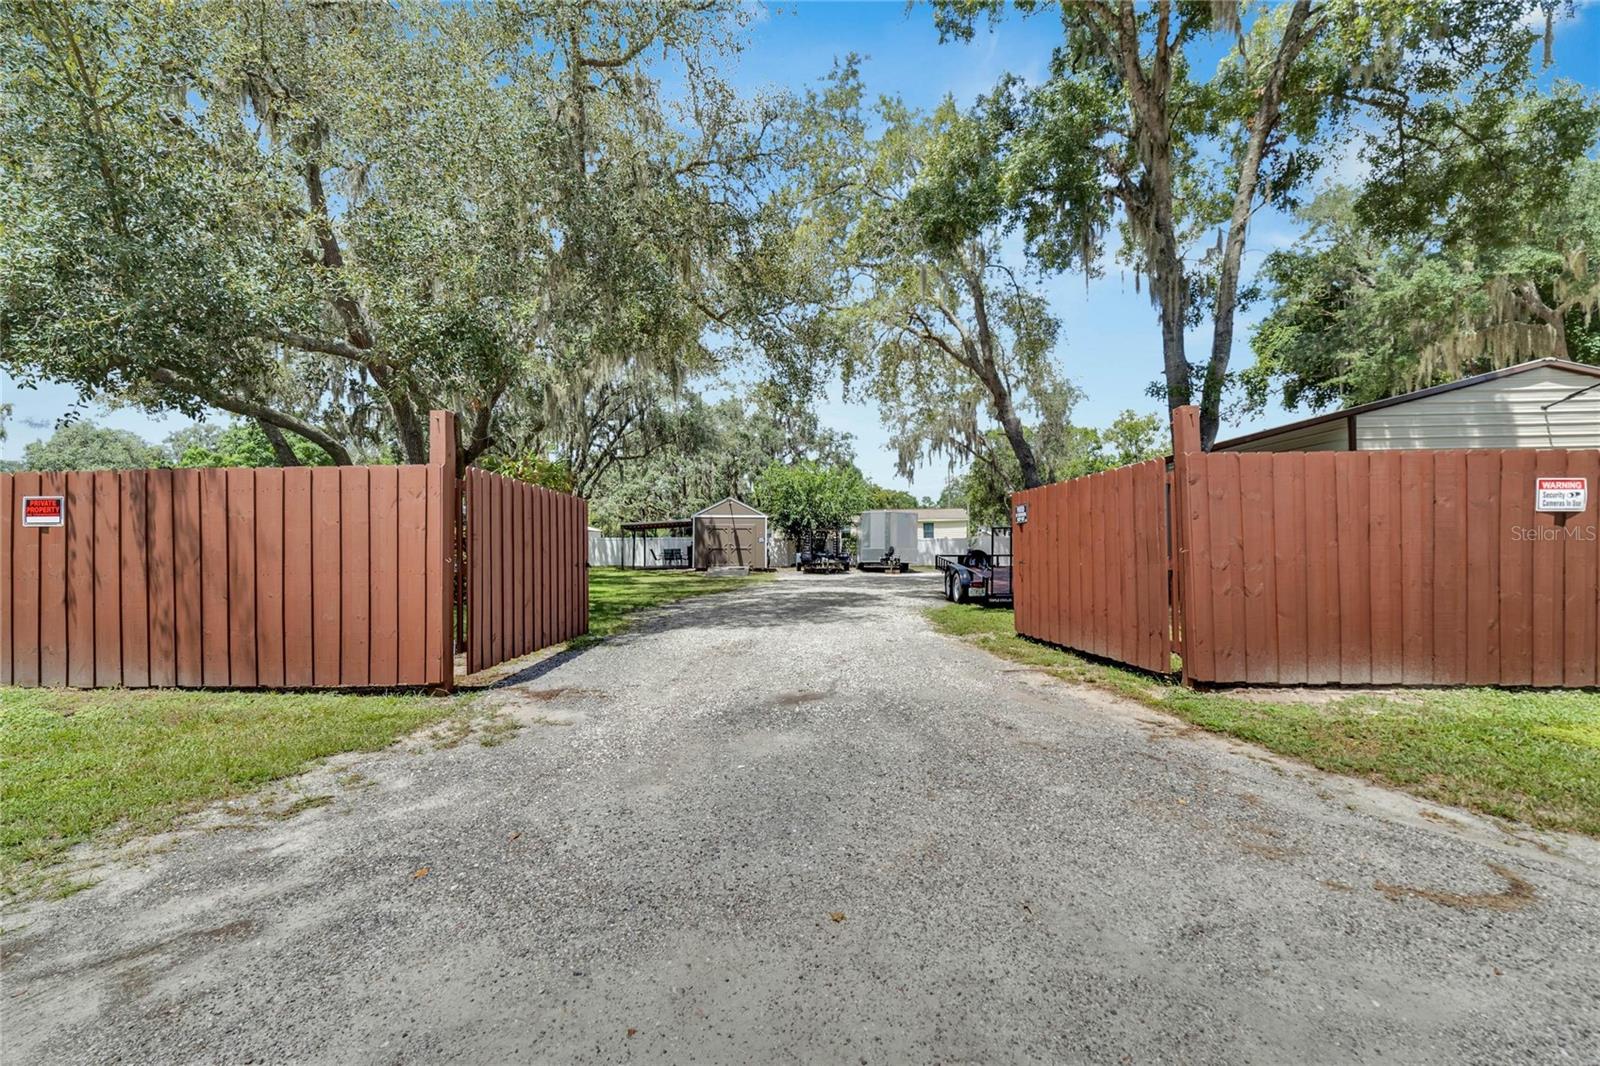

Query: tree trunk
[1201,0,1315,450]
[1103,1,1192,435]
[985,369,1043,489]
[1514,278,1569,359]
[257,420,301,466]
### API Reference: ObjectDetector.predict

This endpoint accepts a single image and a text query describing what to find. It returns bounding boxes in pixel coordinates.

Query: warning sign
[21,495,64,527]
[1535,477,1588,514]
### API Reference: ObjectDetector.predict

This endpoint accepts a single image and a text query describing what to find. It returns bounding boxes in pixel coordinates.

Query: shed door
[710,521,757,566]
[716,521,745,563]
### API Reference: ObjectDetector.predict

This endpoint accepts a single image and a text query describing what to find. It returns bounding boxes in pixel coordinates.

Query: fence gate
[462,468,588,675]
[1010,406,1600,689]
[1011,457,1173,675]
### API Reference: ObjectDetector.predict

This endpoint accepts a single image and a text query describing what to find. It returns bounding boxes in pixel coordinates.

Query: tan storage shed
[692,497,768,569]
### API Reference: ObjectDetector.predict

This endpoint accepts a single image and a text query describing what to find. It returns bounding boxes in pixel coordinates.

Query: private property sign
[1535,477,1588,514]
[21,495,65,527]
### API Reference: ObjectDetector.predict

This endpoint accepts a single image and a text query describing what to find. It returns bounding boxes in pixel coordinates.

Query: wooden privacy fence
[1011,458,1171,674]
[1,411,591,690]
[1012,406,1600,689]
[463,467,588,675]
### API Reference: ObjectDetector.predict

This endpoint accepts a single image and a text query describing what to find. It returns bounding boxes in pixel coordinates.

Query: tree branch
[149,366,353,465]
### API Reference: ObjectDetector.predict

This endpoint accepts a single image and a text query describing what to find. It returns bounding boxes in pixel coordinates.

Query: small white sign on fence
[1014,503,1028,525]
[21,495,65,527]
[1535,477,1587,513]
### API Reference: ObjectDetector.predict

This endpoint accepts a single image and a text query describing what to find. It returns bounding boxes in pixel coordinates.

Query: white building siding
[1355,365,1600,450]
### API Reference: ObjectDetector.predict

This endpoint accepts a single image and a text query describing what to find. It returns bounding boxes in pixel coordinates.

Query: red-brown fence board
[1531,450,1569,687]
[1564,449,1599,688]
[459,469,588,675]
[3,449,467,690]
[120,470,150,688]
[1399,452,1435,685]
[147,470,177,688]
[173,470,203,687]
[1334,454,1370,684]
[1013,415,1597,689]
[1271,452,1308,684]
[1368,451,1403,685]
[1012,458,1171,675]
[0,474,14,686]
[256,470,286,689]
[37,474,67,686]
[369,467,400,687]
[200,470,230,687]
[398,467,429,687]
[282,468,314,688]
[1463,451,1501,686]
[1302,454,1341,684]
[227,469,257,688]
[1239,454,1278,683]
[310,467,342,687]
[339,467,370,687]
[65,472,94,686]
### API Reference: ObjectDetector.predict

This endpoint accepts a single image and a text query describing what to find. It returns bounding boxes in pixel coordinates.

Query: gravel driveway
[5,570,1599,1064]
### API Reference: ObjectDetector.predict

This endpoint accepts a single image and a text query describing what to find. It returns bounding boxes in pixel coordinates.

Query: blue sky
[5,1,1598,497]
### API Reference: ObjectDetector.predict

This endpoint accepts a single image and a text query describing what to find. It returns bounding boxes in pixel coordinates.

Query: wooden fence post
[430,410,459,693]
[1170,405,1202,687]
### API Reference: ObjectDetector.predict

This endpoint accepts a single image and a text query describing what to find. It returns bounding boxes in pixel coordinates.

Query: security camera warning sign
[21,495,65,527]
[1535,477,1587,514]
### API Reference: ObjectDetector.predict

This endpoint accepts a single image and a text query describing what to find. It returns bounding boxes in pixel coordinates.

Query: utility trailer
[856,509,915,573]
[934,530,1013,603]
[794,529,852,574]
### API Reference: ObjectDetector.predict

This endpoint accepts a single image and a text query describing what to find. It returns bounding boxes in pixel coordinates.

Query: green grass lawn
[576,566,775,647]
[1,687,460,897]
[928,603,1600,837]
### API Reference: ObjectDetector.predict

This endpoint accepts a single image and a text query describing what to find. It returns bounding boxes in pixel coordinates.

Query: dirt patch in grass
[520,687,604,702]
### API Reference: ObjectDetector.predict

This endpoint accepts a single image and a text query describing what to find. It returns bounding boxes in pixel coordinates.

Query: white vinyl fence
[589,531,1012,568]
[588,532,692,568]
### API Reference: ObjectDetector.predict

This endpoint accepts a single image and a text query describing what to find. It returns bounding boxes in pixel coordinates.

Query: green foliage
[928,0,1571,444]
[786,62,1071,489]
[867,485,920,510]
[584,387,855,533]
[754,461,873,540]
[19,421,169,471]
[1247,155,1600,413]
[476,453,574,493]
[169,423,333,469]
[939,409,1165,526]
[1,0,791,469]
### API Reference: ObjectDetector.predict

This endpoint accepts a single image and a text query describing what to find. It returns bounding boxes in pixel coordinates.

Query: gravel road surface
[5,570,1599,1065]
